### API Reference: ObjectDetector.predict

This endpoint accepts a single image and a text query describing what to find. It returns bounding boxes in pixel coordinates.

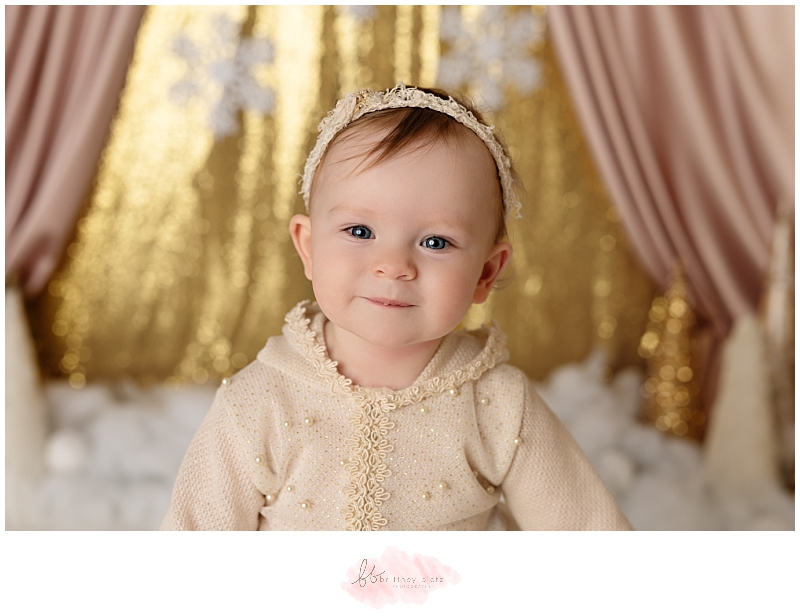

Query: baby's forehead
[314,125,502,225]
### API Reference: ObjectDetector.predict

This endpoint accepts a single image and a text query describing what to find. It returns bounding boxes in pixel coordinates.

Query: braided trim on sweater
[341,396,394,530]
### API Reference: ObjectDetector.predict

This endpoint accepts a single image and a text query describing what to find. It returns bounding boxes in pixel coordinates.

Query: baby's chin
[332,319,446,352]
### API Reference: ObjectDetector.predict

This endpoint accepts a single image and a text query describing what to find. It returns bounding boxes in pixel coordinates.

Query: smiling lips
[366,297,413,308]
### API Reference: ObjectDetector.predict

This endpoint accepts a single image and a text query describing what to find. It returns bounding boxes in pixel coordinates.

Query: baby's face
[293,129,511,351]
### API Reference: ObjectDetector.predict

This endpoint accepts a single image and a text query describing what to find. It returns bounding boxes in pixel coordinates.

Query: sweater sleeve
[160,389,265,530]
[501,380,633,530]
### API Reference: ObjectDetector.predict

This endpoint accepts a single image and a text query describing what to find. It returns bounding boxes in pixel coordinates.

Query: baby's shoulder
[212,349,292,417]
[461,362,529,485]
[210,352,295,465]
[468,363,529,433]
[475,362,555,427]
[475,362,529,401]
[221,354,268,386]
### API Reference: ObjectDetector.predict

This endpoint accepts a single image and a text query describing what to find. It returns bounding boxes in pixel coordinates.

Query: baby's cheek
[434,270,478,311]
[456,261,485,291]
[311,244,337,280]
[311,259,351,311]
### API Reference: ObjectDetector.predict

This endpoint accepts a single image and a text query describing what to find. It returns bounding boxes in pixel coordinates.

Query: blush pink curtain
[548,5,794,407]
[5,5,146,297]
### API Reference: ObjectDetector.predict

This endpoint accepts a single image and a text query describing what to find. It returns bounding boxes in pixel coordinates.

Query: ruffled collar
[260,300,508,406]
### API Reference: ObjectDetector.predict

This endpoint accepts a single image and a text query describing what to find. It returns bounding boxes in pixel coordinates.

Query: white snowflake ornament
[169,13,276,140]
[338,5,377,22]
[436,6,545,111]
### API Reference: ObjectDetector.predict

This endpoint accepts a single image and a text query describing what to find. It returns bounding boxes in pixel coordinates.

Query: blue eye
[347,226,373,239]
[422,236,449,250]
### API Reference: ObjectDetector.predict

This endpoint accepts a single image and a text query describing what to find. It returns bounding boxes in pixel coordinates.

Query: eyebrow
[326,203,381,218]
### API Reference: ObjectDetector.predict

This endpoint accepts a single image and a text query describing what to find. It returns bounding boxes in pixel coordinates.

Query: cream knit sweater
[161,301,632,531]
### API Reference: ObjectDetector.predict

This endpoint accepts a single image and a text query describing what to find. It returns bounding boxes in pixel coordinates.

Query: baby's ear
[289,214,313,281]
[472,242,512,304]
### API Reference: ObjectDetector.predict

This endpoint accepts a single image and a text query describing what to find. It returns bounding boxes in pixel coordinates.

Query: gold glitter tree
[638,262,705,440]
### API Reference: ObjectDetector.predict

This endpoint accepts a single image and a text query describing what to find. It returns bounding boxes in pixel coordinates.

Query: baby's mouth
[365,297,413,308]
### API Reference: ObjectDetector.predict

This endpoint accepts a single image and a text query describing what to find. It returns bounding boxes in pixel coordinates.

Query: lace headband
[300,83,522,219]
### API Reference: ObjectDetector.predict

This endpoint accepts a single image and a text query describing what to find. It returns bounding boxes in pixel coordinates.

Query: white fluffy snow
[538,350,794,531]
[30,381,213,530]
[21,350,794,530]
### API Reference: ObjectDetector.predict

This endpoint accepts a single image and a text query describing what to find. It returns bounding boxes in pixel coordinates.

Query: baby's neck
[323,321,441,390]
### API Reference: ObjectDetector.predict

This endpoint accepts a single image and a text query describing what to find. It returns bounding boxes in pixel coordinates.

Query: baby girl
[161,84,632,530]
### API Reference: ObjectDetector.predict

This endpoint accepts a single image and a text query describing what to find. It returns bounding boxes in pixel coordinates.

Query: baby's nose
[371,246,417,280]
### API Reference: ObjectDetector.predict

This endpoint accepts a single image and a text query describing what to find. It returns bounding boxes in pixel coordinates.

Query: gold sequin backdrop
[27,6,655,389]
